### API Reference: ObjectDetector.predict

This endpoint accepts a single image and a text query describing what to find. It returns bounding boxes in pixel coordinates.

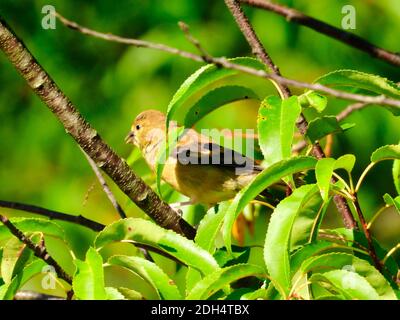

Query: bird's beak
[125,131,135,144]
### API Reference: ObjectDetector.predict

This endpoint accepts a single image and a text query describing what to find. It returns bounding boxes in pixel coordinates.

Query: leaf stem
[382,243,400,265]
[367,205,389,230]
[355,162,375,193]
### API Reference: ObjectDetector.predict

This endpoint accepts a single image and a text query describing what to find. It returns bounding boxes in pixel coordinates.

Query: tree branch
[224,0,291,98]
[0,200,181,263]
[0,16,196,240]
[81,148,127,219]
[353,197,382,272]
[55,13,400,109]
[239,0,400,67]
[223,0,357,229]
[0,199,104,231]
[0,214,73,285]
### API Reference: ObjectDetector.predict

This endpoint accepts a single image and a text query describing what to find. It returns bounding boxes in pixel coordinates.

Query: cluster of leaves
[0,58,399,300]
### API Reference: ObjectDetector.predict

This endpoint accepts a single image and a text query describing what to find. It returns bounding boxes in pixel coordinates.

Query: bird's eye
[136,124,141,130]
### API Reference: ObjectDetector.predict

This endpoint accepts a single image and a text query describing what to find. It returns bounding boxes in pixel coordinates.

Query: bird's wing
[171,128,261,174]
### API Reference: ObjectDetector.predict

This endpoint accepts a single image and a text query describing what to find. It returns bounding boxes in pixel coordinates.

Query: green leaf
[312,69,400,116]
[184,86,259,127]
[116,287,144,300]
[299,91,328,112]
[290,192,326,249]
[257,96,302,166]
[222,157,317,253]
[329,228,399,279]
[108,255,182,300]
[315,69,400,98]
[306,116,342,142]
[383,194,400,214]
[0,259,46,300]
[186,203,228,293]
[335,154,356,173]
[213,246,251,267]
[371,145,400,163]
[105,287,125,300]
[95,218,218,275]
[264,184,320,297]
[310,270,380,300]
[290,241,334,276]
[0,218,65,244]
[394,160,400,194]
[195,202,228,253]
[316,158,336,202]
[300,252,397,299]
[166,57,266,124]
[1,237,32,284]
[240,284,278,300]
[186,264,265,300]
[73,247,107,300]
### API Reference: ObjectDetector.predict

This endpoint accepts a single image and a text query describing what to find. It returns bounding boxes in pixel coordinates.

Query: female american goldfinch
[125,109,265,206]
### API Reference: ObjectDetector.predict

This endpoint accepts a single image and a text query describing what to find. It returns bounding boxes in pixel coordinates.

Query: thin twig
[239,0,400,67]
[337,102,370,121]
[0,214,73,285]
[0,16,196,240]
[55,13,400,109]
[178,21,213,63]
[0,199,104,231]
[81,148,127,219]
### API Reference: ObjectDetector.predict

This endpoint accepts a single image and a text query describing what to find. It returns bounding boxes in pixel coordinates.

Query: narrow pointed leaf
[264,184,319,297]
[0,259,46,300]
[371,144,400,163]
[0,218,65,243]
[108,255,182,300]
[257,96,301,166]
[383,194,400,214]
[166,57,266,124]
[310,270,380,300]
[186,264,265,300]
[312,69,400,116]
[222,157,317,253]
[73,247,107,300]
[316,158,336,202]
[184,86,259,127]
[95,218,218,275]
[306,116,343,142]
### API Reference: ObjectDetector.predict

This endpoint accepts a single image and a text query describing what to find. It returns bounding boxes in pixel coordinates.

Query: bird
[125,109,280,206]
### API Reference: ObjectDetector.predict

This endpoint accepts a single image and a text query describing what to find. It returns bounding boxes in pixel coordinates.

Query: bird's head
[125,109,166,150]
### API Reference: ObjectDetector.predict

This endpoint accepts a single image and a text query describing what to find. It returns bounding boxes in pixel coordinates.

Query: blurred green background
[0,0,399,296]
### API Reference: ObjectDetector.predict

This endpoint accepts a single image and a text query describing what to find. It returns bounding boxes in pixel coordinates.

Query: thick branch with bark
[240,0,400,67]
[0,17,196,240]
